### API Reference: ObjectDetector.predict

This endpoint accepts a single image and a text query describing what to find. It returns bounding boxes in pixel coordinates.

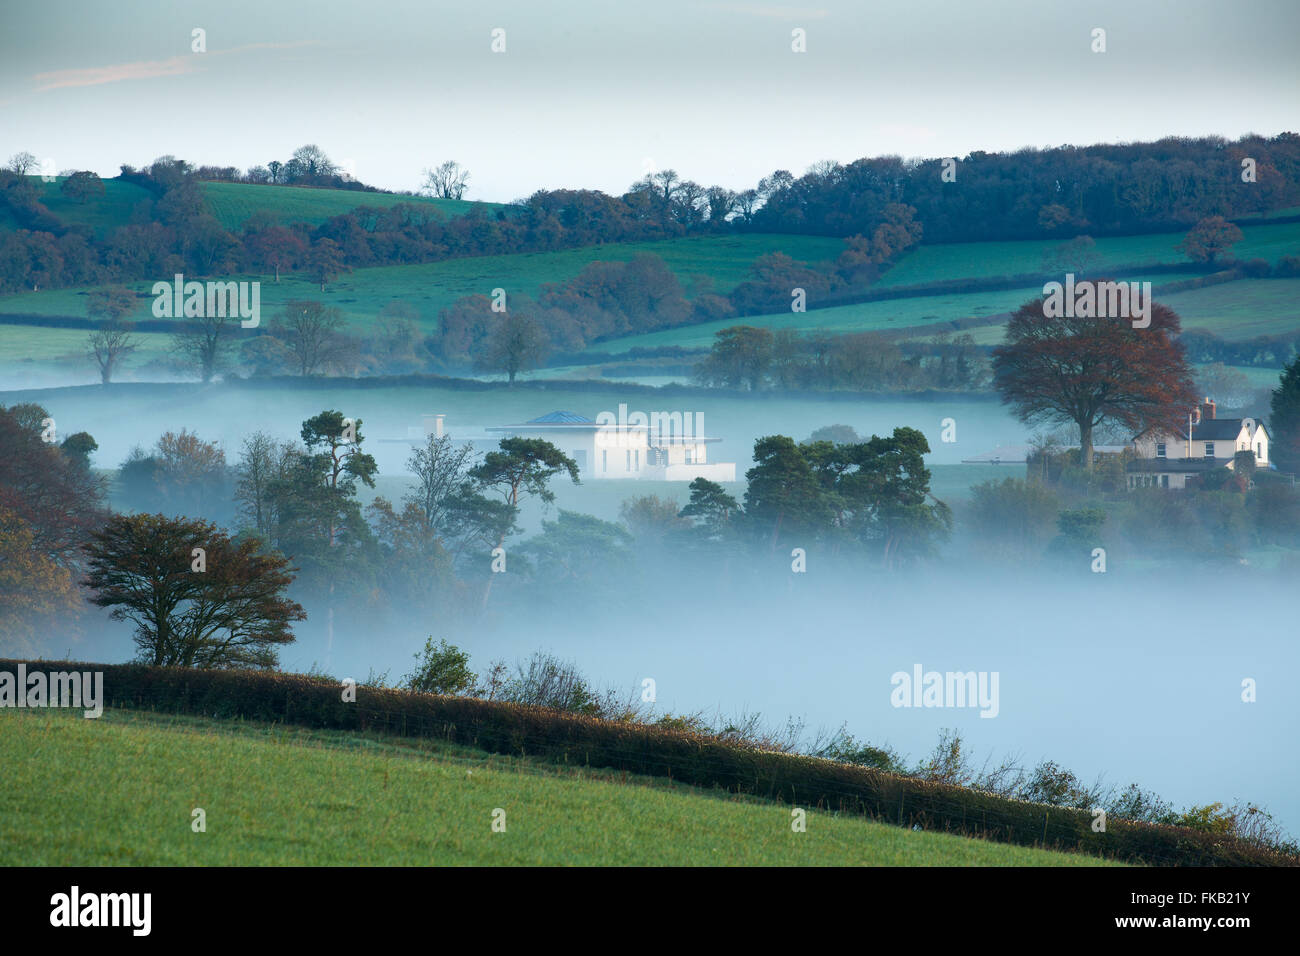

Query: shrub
[405,638,476,695]
[499,651,601,715]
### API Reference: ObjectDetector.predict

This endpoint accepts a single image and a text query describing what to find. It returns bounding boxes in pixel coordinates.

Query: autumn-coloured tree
[0,403,107,566]
[0,404,106,652]
[1178,215,1244,265]
[993,294,1196,469]
[83,513,305,669]
[308,237,347,291]
[243,222,305,282]
[0,505,77,656]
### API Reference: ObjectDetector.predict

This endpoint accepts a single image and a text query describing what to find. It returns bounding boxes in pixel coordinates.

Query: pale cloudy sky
[2,0,1296,201]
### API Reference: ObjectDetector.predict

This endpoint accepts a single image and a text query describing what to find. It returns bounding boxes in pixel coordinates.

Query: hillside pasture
[0,707,1114,866]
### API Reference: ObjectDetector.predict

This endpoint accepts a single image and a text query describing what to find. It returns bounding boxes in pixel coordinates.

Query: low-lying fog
[12,381,1298,834]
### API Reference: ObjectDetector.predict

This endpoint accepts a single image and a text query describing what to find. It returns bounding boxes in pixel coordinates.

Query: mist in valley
[11,380,1297,838]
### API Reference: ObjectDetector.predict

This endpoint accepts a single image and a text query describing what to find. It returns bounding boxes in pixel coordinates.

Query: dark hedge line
[3,660,1292,867]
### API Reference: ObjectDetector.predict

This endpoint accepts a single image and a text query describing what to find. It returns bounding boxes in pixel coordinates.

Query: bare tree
[85,286,138,384]
[421,160,470,199]
[289,144,337,178]
[172,313,234,383]
[235,431,303,539]
[275,300,351,376]
[86,322,135,385]
[7,152,37,176]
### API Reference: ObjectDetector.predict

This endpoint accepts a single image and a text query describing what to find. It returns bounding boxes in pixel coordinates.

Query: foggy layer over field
[11,381,1299,833]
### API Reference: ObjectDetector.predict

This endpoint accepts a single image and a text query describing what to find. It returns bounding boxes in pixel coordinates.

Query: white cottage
[1127,399,1270,490]
[486,410,736,482]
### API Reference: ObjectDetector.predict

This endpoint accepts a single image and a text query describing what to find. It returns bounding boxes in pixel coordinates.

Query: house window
[1257,442,1262,457]
[634,449,640,471]
[1156,442,1166,458]
[1204,442,1215,458]
[601,449,607,473]
[625,450,631,471]
[685,447,693,465]
[1161,475,1169,488]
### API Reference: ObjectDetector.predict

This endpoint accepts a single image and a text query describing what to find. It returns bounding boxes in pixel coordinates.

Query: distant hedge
[3,659,1293,866]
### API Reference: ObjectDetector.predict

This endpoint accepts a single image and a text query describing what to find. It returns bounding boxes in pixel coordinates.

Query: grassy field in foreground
[0,708,1116,866]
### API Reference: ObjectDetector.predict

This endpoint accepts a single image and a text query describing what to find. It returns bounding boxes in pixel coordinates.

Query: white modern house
[1127,398,1271,490]
[486,410,736,482]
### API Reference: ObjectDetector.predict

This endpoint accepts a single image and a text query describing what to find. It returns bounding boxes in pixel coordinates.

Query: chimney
[422,414,445,438]
[1200,398,1216,421]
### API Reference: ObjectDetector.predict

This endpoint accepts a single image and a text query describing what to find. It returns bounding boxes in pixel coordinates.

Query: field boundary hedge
[3,659,1293,867]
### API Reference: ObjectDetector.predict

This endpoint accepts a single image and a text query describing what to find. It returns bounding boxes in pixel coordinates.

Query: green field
[0,707,1115,866]
[878,220,1300,288]
[0,177,495,239]
[1,178,155,240]
[0,234,847,332]
[588,286,1048,353]
[1159,279,1300,340]
[199,182,496,231]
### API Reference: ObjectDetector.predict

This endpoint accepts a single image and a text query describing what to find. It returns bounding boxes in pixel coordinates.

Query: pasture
[877,220,1300,288]
[0,707,1115,866]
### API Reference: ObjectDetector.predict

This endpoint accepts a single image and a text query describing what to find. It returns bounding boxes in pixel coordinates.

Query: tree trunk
[1079,421,1094,471]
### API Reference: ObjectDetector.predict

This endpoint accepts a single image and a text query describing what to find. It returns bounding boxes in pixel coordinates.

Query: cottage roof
[1138,418,1267,443]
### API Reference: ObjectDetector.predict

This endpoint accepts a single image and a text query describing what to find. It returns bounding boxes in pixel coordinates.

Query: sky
[1,0,1297,202]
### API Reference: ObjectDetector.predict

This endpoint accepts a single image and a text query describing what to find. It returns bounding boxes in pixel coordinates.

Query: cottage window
[1156,442,1166,458]
[1204,442,1215,458]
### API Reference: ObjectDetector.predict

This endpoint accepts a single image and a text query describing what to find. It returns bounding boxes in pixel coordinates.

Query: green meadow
[199,181,497,231]
[0,177,154,239]
[0,233,846,331]
[0,707,1117,866]
[877,220,1300,288]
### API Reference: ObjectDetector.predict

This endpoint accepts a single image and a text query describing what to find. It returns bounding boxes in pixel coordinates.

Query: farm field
[0,177,155,239]
[905,279,1300,347]
[199,181,497,231]
[0,233,846,331]
[877,220,1300,288]
[0,707,1116,866]
[0,325,175,389]
[588,286,1048,353]
[1159,279,1300,339]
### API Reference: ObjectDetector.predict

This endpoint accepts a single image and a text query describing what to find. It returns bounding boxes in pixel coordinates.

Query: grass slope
[0,708,1114,866]
[7,178,155,240]
[0,234,846,332]
[199,182,497,231]
[878,221,1300,288]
